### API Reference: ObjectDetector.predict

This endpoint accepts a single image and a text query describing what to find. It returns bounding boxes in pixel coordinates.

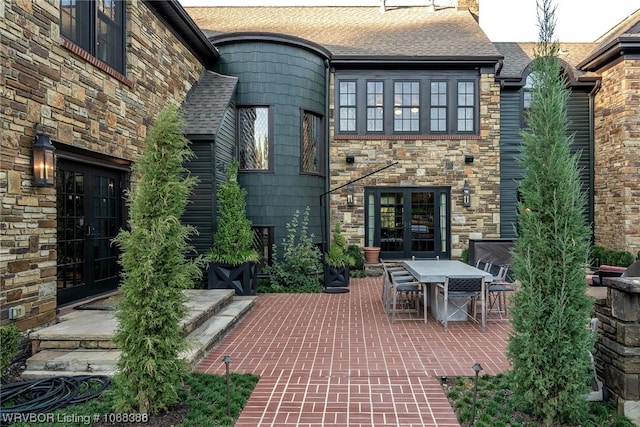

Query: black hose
[0,375,110,415]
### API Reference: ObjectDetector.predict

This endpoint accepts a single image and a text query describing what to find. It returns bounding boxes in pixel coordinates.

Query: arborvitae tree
[111,104,202,414]
[507,1,594,425]
[206,160,258,265]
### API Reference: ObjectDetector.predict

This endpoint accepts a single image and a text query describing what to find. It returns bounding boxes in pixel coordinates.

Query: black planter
[324,264,350,289]
[208,262,257,296]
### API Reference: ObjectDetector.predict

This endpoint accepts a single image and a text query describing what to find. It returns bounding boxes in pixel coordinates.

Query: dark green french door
[365,187,450,260]
[56,160,124,305]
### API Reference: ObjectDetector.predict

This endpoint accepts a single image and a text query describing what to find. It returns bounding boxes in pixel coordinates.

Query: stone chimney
[457,0,479,22]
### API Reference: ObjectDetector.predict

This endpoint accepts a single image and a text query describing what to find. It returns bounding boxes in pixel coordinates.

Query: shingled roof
[182,71,238,136]
[494,42,599,86]
[185,6,502,65]
[578,8,640,71]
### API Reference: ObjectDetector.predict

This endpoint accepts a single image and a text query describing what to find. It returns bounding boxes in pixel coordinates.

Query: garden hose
[0,375,110,414]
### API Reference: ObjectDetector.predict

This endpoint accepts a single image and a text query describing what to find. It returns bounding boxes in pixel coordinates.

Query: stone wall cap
[603,277,640,294]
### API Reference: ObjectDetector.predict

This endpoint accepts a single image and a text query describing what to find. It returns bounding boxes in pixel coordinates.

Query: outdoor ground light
[346,183,355,206]
[223,355,232,416]
[462,180,471,207]
[32,124,56,187]
[471,362,483,425]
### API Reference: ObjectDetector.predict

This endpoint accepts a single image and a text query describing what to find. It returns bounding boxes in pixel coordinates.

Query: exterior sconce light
[462,180,471,207]
[345,155,355,164]
[346,183,355,206]
[32,124,56,188]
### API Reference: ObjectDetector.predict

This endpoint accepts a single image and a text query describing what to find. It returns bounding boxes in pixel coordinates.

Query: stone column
[593,277,640,425]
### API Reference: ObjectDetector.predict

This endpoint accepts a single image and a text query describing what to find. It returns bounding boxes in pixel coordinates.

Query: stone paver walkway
[196,277,512,426]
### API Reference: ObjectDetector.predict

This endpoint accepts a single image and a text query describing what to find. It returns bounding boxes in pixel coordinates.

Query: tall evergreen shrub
[206,160,258,265]
[112,104,202,414]
[507,1,594,425]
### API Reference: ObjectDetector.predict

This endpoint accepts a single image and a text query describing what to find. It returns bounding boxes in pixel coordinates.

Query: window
[522,74,535,127]
[336,72,479,136]
[60,0,125,74]
[366,81,384,132]
[430,81,447,132]
[457,81,475,132]
[238,107,271,171]
[394,81,420,132]
[338,81,357,132]
[302,111,322,174]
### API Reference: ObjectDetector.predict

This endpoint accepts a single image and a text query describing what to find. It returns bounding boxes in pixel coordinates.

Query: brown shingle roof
[185,6,502,62]
[494,42,598,85]
[578,8,640,71]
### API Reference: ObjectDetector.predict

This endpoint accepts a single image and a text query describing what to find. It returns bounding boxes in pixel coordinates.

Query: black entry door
[365,187,450,260]
[56,160,123,305]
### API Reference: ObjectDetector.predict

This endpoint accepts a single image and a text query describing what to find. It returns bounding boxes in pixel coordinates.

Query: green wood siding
[499,89,593,238]
[184,100,237,256]
[215,42,327,251]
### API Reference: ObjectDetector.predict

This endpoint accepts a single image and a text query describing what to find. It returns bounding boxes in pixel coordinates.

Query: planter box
[324,264,350,288]
[208,262,257,296]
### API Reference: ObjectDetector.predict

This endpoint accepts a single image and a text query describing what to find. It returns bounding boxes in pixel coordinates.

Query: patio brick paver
[196,277,512,426]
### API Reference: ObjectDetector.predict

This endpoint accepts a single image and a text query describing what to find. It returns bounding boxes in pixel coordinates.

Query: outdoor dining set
[381,258,517,331]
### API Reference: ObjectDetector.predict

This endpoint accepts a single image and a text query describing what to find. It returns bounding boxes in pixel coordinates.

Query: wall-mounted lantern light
[462,180,471,207]
[32,124,56,188]
[346,183,355,206]
[346,155,355,164]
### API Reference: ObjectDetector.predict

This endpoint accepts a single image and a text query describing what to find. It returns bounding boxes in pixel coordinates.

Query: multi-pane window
[430,81,447,132]
[302,111,322,174]
[60,0,125,74]
[366,81,384,132]
[394,81,420,132]
[336,73,478,135]
[457,81,475,132]
[238,107,271,171]
[339,81,357,132]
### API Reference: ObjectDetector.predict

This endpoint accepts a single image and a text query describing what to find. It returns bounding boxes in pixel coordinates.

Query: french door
[365,187,450,260]
[56,160,124,305]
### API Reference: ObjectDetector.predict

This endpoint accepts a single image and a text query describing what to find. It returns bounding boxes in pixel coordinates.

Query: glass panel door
[366,187,450,259]
[56,160,123,305]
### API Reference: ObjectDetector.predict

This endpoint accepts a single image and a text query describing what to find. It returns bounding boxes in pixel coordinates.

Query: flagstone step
[29,290,235,351]
[22,292,256,380]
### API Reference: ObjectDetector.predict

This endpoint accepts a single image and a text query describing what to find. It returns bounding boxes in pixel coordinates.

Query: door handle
[86,224,96,237]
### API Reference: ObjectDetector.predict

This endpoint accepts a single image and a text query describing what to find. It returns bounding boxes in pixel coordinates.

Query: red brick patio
[196,276,512,426]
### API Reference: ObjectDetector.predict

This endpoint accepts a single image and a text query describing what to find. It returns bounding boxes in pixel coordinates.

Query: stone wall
[0,0,205,330]
[593,277,640,425]
[327,72,501,259]
[593,58,640,256]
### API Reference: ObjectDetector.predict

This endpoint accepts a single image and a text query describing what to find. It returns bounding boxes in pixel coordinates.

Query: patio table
[403,260,493,322]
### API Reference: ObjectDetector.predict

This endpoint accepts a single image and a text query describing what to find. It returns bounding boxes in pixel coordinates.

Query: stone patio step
[22,292,256,379]
[28,289,235,350]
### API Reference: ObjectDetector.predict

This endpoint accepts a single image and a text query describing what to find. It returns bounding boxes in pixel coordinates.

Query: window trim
[300,109,324,176]
[335,72,480,136]
[237,105,274,173]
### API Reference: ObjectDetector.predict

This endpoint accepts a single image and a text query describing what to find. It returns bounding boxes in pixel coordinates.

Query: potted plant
[324,223,355,290]
[206,160,259,295]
